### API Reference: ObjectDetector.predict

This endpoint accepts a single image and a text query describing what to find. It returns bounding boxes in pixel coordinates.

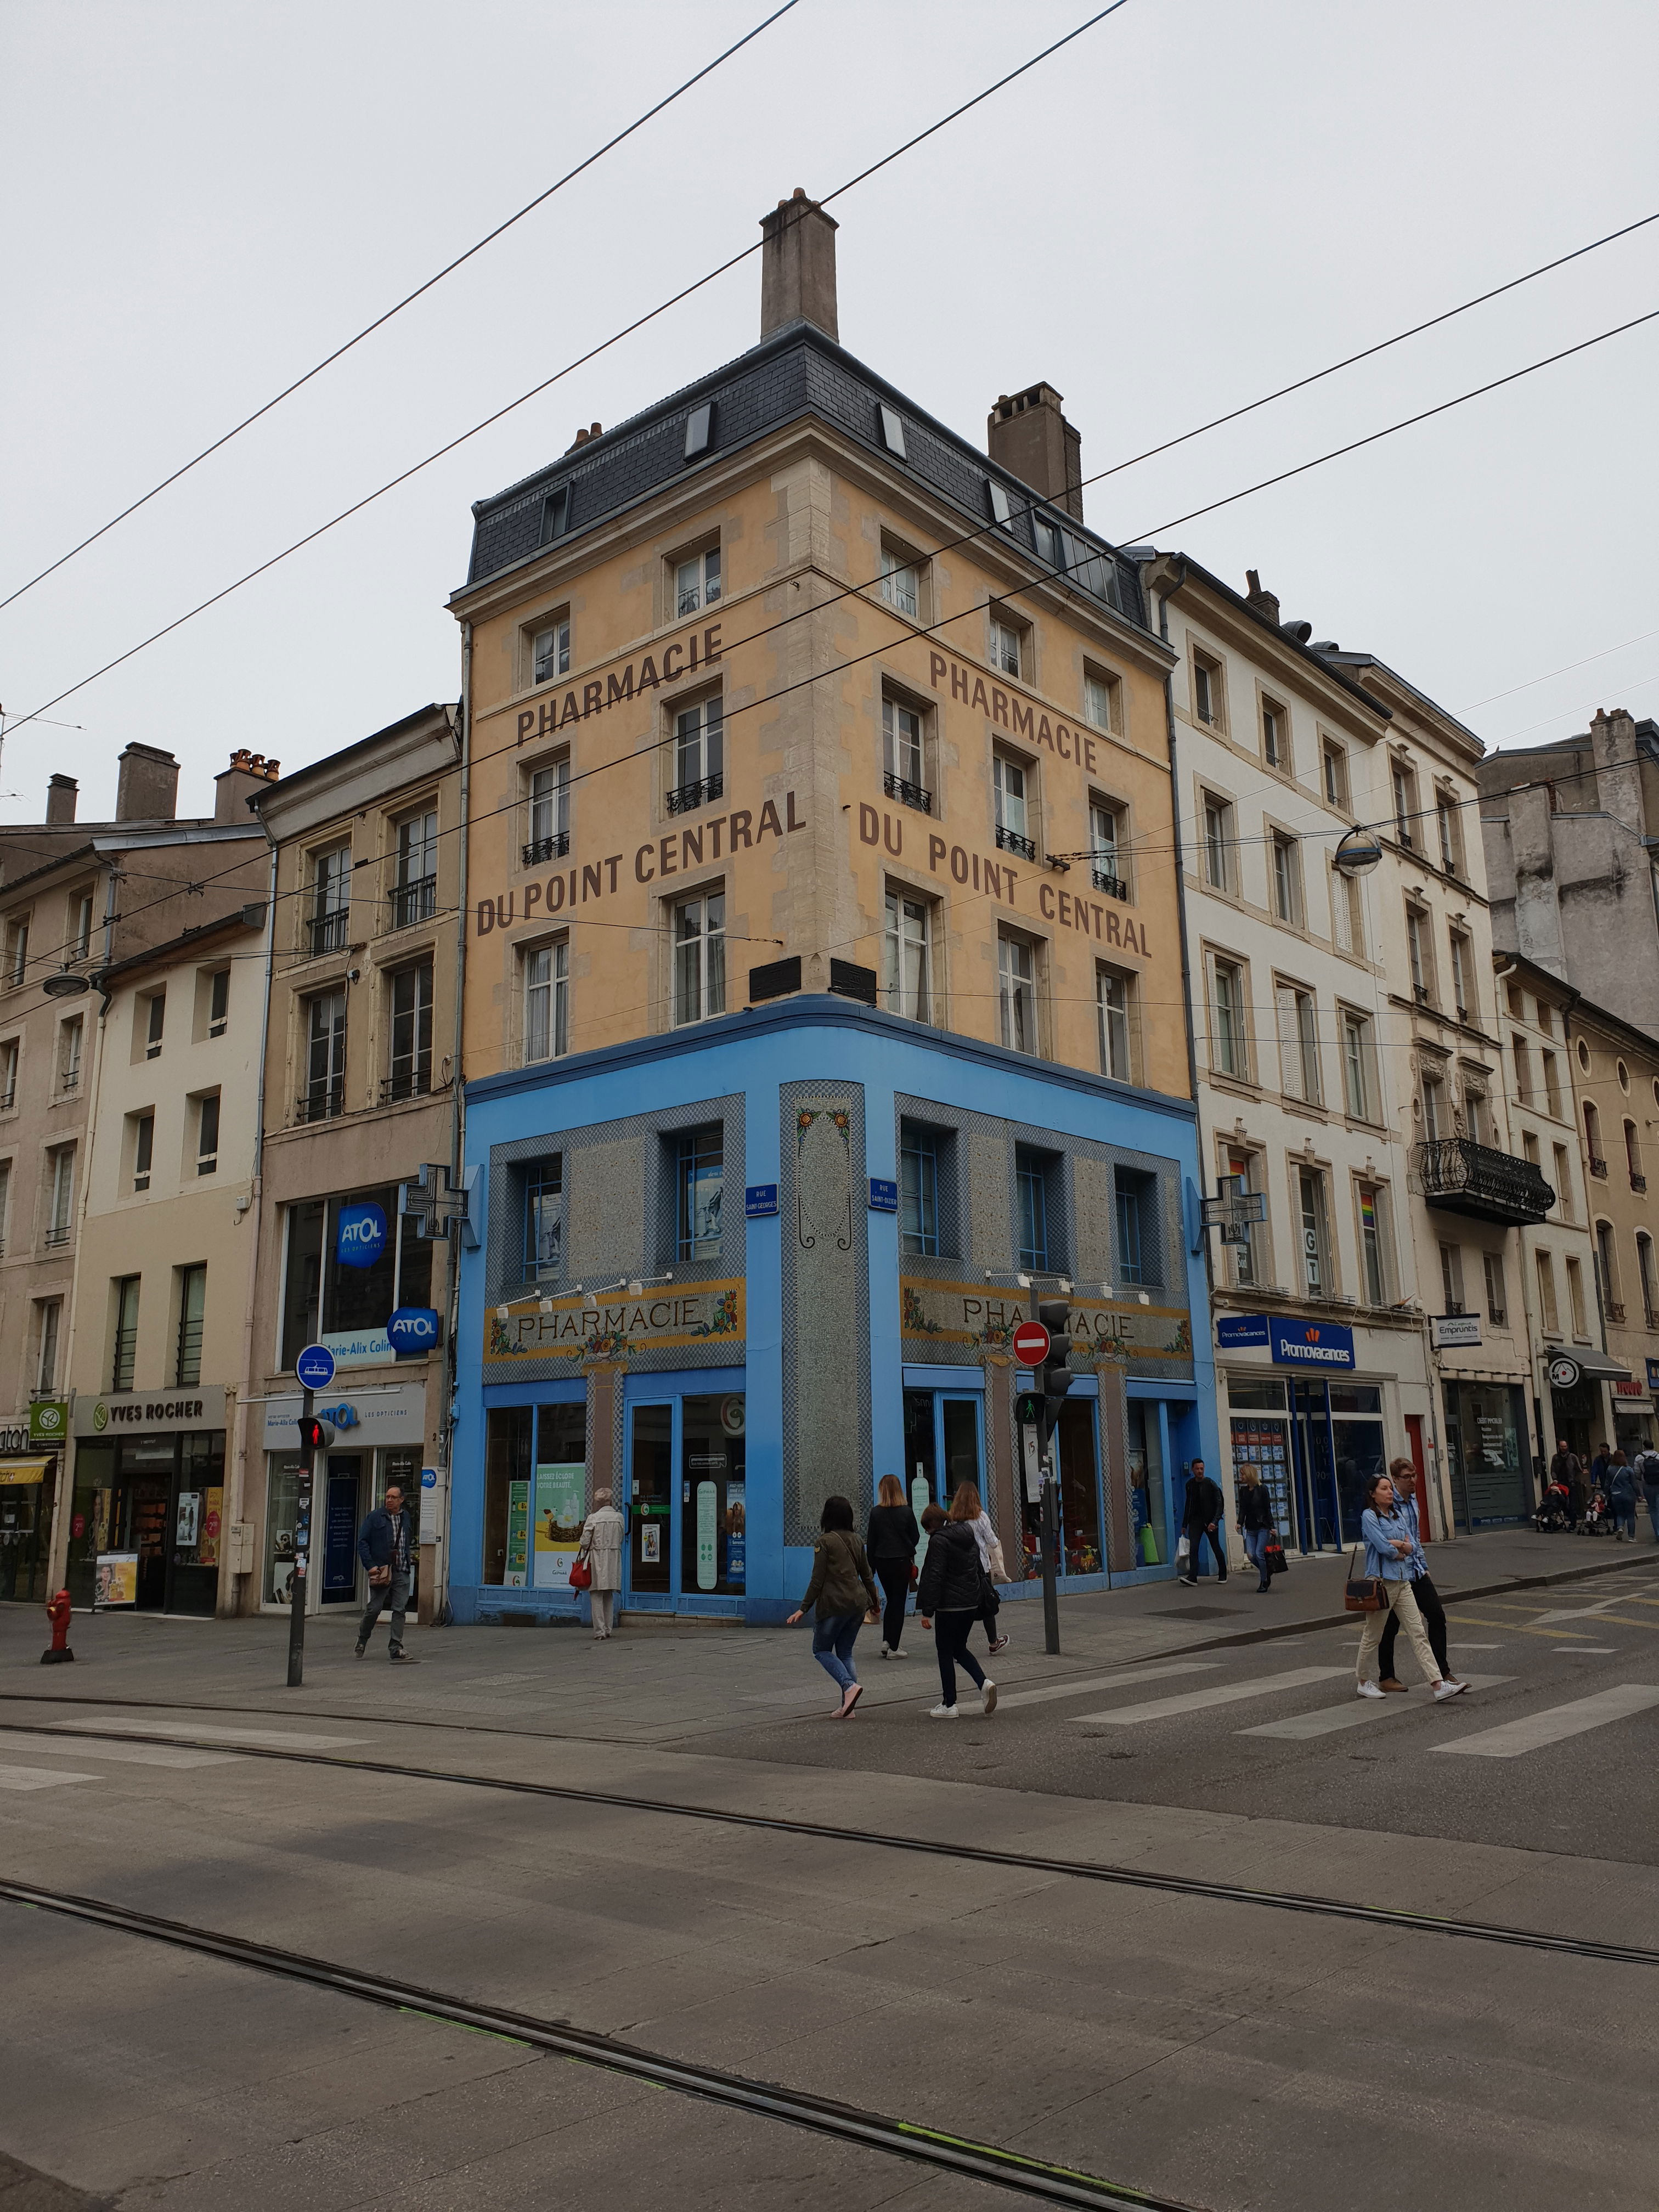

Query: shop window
[1055,1397,1104,1577]
[681,1393,747,1596]
[482,1406,534,1586]
[883,889,931,1022]
[111,1276,141,1391]
[1126,1399,1168,1571]
[677,1124,724,1260]
[176,1265,206,1386]
[997,931,1039,1056]
[387,963,434,1100]
[1015,1144,1062,1273]
[524,1155,563,1283]
[672,890,725,1025]
[900,1120,939,1256]
[1114,1166,1159,1286]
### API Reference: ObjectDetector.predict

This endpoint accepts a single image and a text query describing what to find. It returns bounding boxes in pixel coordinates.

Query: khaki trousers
[1356,1579,1439,1686]
[590,1588,617,1637]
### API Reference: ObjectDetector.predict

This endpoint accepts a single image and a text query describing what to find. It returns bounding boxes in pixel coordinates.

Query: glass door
[320,1455,363,1605]
[1054,1398,1104,1577]
[680,1393,746,1597]
[1290,1383,1341,1550]
[627,1402,674,1601]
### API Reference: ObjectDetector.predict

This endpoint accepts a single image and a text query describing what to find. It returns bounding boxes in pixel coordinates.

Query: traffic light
[296,1414,336,1457]
[1014,1392,1042,1429]
[1037,1298,1074,1442]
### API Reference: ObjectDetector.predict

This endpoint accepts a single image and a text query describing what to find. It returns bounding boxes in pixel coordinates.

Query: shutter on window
[1276,985,1303,1099]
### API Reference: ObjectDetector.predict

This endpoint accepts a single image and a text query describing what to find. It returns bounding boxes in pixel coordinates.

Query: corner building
[448,198,1217,1622]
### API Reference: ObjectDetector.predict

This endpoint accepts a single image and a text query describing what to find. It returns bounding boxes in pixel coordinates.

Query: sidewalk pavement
[2,1523,1654,1745]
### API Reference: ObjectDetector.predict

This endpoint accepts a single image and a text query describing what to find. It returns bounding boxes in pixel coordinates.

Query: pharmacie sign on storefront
[899,1278,1193,1364]
[484,1282,744,1373]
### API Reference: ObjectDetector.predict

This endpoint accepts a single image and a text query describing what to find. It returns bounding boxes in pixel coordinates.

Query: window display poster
[694,1480,718,1590]
[505,1478,530,1587]
[532,1463,585,1589]
[1231,1418,1294,1537]
[199,1486,223,1569]
[176,1491,201,1548]
[95,1553,138,1607]
[725,1478,745,1587]
[641,1521,661,1564]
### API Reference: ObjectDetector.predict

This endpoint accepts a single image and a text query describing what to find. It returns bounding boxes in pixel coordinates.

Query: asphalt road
[3,1557,1657,2212]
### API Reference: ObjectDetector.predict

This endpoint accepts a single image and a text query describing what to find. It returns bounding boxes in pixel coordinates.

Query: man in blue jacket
[356,1483,417,1663]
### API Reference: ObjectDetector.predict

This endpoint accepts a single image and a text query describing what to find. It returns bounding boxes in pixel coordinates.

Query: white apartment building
[1143,556,1556,1541]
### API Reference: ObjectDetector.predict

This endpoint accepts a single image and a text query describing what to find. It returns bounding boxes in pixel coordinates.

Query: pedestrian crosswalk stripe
[1554,1646,1616,1654]
[0,1730,240,1770]
[1239,1675,1515,1740]
[1430,1683,1659,1759]
[996,1661,1221,1710]
[54,1718,367,1751]
[1073,1666,1350,1725]
[0,1766,97,1791]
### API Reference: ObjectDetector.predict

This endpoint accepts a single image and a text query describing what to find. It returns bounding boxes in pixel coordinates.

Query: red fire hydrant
[42,1588,75,1666]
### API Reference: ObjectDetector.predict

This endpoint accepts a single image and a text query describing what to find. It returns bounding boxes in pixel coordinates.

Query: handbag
[1263,1535,1288,1577]
[1176,1533,1190,1562]
[978,1565,1001,1617]
[367,1564,391,1587]
[1343,1543,1387,1612]
[568,1555,592,1590]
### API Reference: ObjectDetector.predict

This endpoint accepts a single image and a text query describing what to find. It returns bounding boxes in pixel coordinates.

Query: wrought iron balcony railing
[1091,870,1131,901]
[296,1085,345,1125]
[666,774,723,816]
[391,874,437,929]
[1606,1301,1627,1324]
[1630,1170,1648,1193]
[522,831,570,867]
[1589,1154,1609,1178]
[309,907,350,957]
[1415,1136,1556,1227]
[996,826,1037,862]
[380,1069,432,1105]
[883,772,933,814]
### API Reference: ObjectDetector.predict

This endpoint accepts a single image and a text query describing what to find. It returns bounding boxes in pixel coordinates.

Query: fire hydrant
[42,1588,75,1666]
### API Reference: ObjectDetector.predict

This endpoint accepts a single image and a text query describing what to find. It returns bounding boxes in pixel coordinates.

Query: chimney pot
[213,748,272,825]
[115,742,180,823]
[985,380,1083,523]
[1243,568,1282,627]
[759,188,839,342]
[45,774,78,827]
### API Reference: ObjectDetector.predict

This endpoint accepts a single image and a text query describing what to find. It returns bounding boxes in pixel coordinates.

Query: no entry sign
[1012,1320,1051,1368]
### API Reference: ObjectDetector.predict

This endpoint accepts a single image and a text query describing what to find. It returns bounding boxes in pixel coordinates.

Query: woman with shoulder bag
[575,1488,625,1641]
[788,1495,882,1717]
[1236,1464,1276,1595]
[949,1482,1009,1656]
[866,1475,921,1658]
[917,1502,997,1719]
[1353,1471,1464,1702]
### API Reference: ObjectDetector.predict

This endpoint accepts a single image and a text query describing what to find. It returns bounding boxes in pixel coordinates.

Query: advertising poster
[532,1463,586,1589]
[505,1478,531,1587]
[695,1480,718,1591]
[95,1553,138,1607]
[199,1487,223,1569]
[641,1522,661,1564]
[725,1478,746,1587]
[176,1491,201,1548]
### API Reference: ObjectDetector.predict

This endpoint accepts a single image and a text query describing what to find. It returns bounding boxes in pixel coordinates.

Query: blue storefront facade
[450,996,1219,1624]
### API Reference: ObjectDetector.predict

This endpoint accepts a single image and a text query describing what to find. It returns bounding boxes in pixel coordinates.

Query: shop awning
[0,1458,53,1486]
[1551,1351,1630,1383]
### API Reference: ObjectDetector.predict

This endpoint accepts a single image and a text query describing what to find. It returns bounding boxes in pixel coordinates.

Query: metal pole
[286,1386,313,1688]
[1030,1282,1060,1656]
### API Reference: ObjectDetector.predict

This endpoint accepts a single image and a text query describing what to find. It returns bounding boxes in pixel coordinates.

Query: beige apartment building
[240,703,461,1622]
[58,906,267,1613]
[0,746,270,1605]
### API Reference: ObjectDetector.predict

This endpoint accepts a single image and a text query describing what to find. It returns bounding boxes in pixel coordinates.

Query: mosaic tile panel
[781,1081,872,1544]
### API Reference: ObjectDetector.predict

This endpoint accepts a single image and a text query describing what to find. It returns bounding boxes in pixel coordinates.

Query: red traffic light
[296,1415,336,1453]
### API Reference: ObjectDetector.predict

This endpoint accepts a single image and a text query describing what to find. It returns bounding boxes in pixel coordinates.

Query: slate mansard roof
[460,321,1149,634]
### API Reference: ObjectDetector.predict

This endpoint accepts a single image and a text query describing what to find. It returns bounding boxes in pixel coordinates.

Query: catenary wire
[0,2,806,616]
[0,2,1135,747]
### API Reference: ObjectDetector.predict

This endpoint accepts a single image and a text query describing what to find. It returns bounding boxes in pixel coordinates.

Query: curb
[1141,1541,1659,1665]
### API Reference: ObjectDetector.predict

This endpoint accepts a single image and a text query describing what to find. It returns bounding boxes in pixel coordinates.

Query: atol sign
[387,1306,442,1358]
[336,1202,388,1269]
[1269,1318,1356,1370]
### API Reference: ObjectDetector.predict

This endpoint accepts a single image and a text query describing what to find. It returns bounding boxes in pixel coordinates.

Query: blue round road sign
[296,1342,337,1390]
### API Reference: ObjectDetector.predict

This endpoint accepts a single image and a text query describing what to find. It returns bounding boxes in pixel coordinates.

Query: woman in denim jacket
[1355,1471,1466,1703]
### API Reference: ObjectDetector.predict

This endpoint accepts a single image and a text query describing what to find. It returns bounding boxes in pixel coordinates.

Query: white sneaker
[888,1646,906,1658]
[1356,1680,1385,1700]
[980,1681,997,1715]
[929,1703,958,1720]
[1432,1679,1467,1701]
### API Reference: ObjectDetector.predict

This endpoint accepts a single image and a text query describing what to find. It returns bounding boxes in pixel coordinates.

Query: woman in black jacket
[865,1475,920,1659]
[916,1503,997,1719]
[1235,1464,1275,1593]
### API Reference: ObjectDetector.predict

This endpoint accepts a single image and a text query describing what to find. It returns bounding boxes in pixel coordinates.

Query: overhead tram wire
[0,0,1136,747]
[0,0,806,616]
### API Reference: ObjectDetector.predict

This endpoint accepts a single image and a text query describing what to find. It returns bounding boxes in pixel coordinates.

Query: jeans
[1613,1503,1637,1538]
[1645,1487,1659,1542]
[1378,1571,1448,1679]
[1358,1580,1439,1686]
[874,1558,911,1651]
[811,1612,863,1694]
[1243,1527,1271,1584]
[359,1568,411,1651]
[1183,1525,1227,1578]
[934,1610,987,1707]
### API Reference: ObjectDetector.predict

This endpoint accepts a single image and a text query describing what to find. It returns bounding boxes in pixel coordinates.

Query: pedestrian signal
[1037,1298,1074,1437]
[296,1415,336,1455]
[1015,1392,1042,1427]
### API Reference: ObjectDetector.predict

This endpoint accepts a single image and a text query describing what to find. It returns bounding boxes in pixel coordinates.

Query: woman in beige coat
[577,1488,625,1640]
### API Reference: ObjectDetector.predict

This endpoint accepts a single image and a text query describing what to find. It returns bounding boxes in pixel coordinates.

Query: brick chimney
[45,774,78,827]
[760,188,839,341]
[115,742,179,823]
[1244,569,1282,627]
[215,748,280,824]
[986,384,1084,523]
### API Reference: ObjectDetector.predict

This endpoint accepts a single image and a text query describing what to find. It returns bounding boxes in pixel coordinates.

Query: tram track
[0,1875,1195,2211]
[3,1716,1654,1971]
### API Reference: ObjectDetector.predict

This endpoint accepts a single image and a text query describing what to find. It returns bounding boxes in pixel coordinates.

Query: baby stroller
[1533,1482,1572,1533]
[1582,1487,1613,1536]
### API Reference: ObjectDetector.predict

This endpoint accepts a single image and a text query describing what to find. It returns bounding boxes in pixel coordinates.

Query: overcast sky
[3,0,1656,824]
